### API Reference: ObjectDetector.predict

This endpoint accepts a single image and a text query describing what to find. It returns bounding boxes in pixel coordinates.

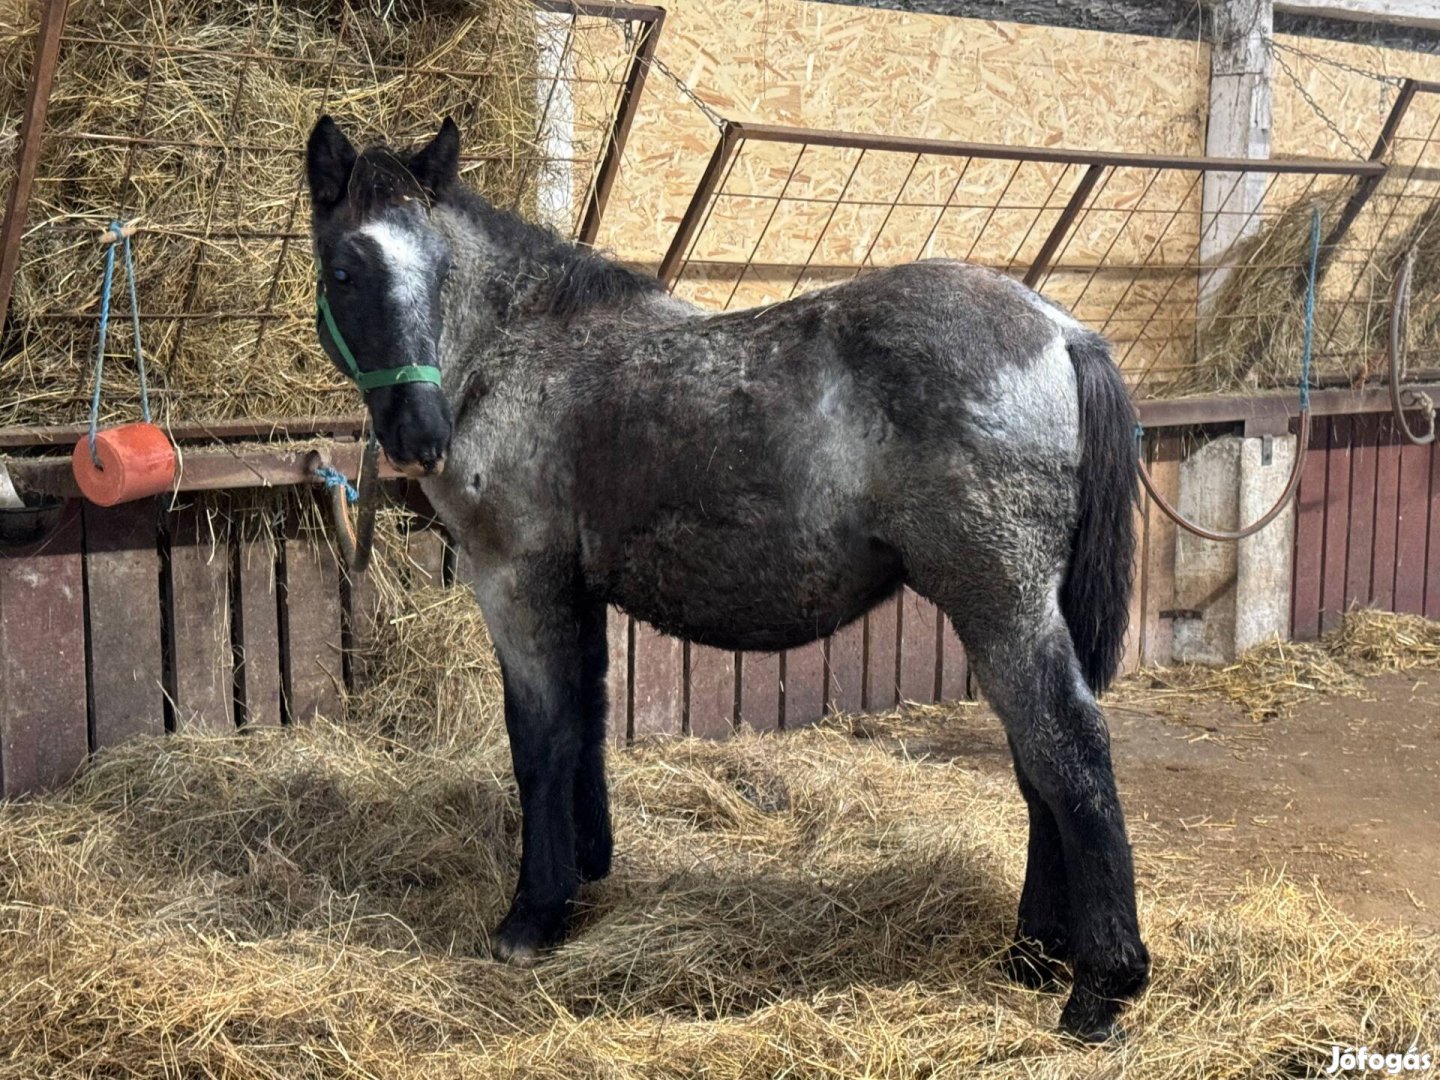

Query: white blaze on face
[360,218,430,333]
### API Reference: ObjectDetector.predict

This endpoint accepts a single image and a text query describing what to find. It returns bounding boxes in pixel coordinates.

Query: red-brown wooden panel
[1393,437,1432,615]
[939,608,967,701]
[167,501,234,733]
[863,593,900,711]
[782,640,825,729]
[687,643,735,738]
[0,501,88,795]
[826,619,864,715]
[1428,441,1440,620]
[1344,413,1379,610]
[84,499,164,749]
[605,608,630,745]
[281,529,344,723]
[1141,434,1180,666]
[1370,417,1402,613]
[1319,415,1353,633]
[1291,416,1331,640]
[739,651,780,732]
[631,621,681,737]
[899,588,938,704]
[236,528,282,728]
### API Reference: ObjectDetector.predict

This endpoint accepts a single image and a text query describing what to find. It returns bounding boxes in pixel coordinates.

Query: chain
[1265,36,1407,90]
[1259,36,1407,162]
[618,20,727,130]
[1269,49,1373,160]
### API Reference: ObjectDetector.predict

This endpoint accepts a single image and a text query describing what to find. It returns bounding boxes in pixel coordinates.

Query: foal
[306,116,1150,1040]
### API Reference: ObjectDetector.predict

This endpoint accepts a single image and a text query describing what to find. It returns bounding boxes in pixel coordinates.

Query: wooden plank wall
[3,417,1436,794]
[1291,414,1440,637]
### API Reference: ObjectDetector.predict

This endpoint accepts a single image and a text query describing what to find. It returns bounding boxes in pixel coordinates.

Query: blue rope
[1300,205,1320,413]
[1136,202,1323,450]
[314,464,360,504]
[87,220,150,467]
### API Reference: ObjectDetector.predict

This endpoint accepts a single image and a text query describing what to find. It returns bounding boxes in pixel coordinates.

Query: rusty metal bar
[1313,77,1419,280]
[0,0,71,337]
[1023,162,1105,288]
[724,122,1386,177]
[659,123,741,285]
[56,31,630,84]
[0,414,368,449]
[1134,385,1440,428]
[576,5,665,245]
[4,441,404,500]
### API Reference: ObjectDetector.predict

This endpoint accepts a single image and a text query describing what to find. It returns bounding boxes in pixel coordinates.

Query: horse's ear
[307,115,356,211]
[409,117,461,199]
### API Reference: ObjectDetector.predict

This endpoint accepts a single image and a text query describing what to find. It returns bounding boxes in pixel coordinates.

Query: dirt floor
[891,670,1440,934]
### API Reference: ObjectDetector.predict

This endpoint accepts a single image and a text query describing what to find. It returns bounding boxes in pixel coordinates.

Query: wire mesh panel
[0,0,662,428]
[657,114,1440,399]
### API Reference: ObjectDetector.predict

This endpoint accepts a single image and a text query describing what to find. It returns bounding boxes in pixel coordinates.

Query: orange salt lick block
[71,422,177,506]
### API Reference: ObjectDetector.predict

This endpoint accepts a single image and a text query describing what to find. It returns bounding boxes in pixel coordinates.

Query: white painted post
[1173,0,1296,663]
[1201,0,1273,305]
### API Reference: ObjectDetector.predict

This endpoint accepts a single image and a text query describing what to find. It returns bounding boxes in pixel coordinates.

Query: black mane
[441,184,665,319]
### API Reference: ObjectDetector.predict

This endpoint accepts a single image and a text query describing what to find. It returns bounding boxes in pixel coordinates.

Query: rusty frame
[0,0,664,346]
[659,120,1384,293]
[655,116,1440,406]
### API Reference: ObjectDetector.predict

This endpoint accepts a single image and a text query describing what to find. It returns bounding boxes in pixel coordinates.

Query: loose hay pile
[0,0,615,427]
[0,586,1436,1078]
[1176,187,1372,397]
[1137,608,1440,721]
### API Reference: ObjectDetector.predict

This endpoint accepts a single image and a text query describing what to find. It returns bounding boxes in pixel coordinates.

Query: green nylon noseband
[315,263,443,392]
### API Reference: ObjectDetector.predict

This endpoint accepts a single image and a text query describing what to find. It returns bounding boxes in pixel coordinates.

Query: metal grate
[0,0,664,427]
[659,84,1440,400]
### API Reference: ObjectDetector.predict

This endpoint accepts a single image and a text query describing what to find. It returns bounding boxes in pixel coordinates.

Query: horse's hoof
[1058,988,1130,1045]
[493,938,540,968]
[491,907,567,966]
[1000,938,1068,991]
[1059,1017,1127,1046]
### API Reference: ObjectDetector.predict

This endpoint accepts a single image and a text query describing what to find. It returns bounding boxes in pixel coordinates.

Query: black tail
[1061,329,1138,694]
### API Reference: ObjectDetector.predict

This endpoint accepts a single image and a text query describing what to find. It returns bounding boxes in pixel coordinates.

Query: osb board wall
[582,2,1440,387]
[592,0,1210,268]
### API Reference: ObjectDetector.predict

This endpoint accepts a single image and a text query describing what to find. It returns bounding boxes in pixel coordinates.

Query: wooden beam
[1274,0,1440,31]
[1202,0,1274,305]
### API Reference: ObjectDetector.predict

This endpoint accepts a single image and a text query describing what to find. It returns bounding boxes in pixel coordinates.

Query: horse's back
[563,259,1083,649]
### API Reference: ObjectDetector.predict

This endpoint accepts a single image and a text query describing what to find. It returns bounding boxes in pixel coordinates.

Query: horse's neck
[434,197,695,397]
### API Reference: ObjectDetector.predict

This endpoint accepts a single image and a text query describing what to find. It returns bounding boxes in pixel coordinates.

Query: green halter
[315,262,443,392]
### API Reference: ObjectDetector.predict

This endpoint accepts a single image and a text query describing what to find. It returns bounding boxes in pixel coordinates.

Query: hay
[0,584,1436,1077]
[0,0,568,428]
[1174,186,1381,397]
[1137,608,1440,721]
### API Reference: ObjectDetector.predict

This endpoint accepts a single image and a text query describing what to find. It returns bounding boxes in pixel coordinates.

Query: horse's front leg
[471,557,603,965]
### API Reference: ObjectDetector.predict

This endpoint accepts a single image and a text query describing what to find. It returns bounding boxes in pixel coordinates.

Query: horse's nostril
[426,457,446,476]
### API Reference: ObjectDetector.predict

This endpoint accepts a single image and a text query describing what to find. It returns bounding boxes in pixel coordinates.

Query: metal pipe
[0,0,71,335]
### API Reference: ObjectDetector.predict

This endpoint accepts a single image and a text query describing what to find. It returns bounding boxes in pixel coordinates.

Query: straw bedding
[0,0,547,428]
[1139,608,1440,721]
[0,572,1435,1078]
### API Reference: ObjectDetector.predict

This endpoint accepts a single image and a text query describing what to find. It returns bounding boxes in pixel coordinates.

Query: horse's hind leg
[962,607,1149,1041]
[999,735,1071,990]
[573,599,612,883]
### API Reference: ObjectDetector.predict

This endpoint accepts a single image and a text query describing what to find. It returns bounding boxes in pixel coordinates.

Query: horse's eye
[332,268,351,284]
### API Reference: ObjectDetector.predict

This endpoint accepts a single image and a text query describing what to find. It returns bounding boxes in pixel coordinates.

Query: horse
[305,115,1151,1041]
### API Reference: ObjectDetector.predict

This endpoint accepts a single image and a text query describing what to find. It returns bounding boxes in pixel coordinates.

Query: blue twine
[88,220,150,468]
[1300,205,1320,413]
[1136,203,1322,448]
[314,464,360,504]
